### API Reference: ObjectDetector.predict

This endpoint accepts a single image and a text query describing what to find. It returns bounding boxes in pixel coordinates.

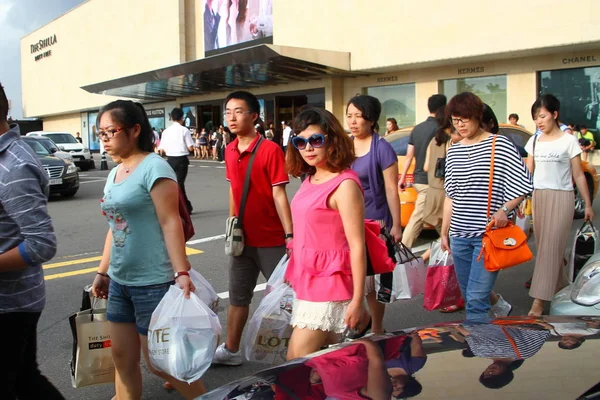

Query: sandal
[439,304,465,313]
[439,299,465,313]
[525,277,532,289]
[163,381,175,391]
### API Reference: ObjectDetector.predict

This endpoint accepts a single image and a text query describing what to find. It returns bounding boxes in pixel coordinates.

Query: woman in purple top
[347,95,402,335]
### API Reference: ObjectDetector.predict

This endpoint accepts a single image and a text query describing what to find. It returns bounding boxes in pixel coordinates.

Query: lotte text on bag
[423,251,463,311]
[243,284,294,365]
[148,286,221,383]
[69,307,114,388]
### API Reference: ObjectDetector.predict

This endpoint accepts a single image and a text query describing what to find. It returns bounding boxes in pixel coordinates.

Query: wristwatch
[284,233,293,239]
[501,205,510,213]
[174,271,190,280]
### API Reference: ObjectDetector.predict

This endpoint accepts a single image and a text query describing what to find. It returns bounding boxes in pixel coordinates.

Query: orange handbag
[477,136,533,272]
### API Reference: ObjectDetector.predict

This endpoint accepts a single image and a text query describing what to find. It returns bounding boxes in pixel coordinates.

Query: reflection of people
[305,341,392,400]
[382,332,427,398]
[459,323,549,390]
[384,117,401,136]
[544,317,600,350]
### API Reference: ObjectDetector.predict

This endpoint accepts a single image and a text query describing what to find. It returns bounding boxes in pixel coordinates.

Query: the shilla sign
[30,34,57,61]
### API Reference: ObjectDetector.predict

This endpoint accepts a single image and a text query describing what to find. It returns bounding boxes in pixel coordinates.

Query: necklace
[121,154,145,174]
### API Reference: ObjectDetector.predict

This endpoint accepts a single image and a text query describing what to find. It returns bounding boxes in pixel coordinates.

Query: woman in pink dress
[285,108,368,360]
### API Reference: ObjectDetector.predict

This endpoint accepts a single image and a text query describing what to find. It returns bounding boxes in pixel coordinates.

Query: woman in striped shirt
[441,92,533,320]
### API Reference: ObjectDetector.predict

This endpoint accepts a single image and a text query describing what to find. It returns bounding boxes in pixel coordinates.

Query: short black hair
[558,336,585,350]
[428,94,447,114]
[225,90,261,116]
[508,113,519,121]
[0,82,8,122]
[479,369,515,389]
[171,107,184,121]
[581,124,588,130]
[346,95,382,128]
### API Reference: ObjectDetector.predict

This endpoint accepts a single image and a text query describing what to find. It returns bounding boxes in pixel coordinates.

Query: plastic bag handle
[395,242,417,260]
[433,250,450,266]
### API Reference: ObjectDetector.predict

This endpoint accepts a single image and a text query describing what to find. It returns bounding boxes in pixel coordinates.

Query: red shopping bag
[423,251,463,311]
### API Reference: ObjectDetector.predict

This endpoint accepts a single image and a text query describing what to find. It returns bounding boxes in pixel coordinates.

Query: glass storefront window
[441,75,507,123]
[539,66,600,131]
[87,111,100,151]
[367,83,416,130]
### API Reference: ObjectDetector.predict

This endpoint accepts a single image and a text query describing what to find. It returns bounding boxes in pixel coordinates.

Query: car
[198,316,600,399]
[550,251,600,316]
[385,124,600,226]
[26,131,95,171]
[21,136,80,197]
[25,135,73,162]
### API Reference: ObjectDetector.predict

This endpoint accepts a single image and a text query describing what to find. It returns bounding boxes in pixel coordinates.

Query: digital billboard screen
[203,0,273,54]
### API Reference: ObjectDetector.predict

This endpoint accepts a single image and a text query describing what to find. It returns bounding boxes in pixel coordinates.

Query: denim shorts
[107,279,173,335]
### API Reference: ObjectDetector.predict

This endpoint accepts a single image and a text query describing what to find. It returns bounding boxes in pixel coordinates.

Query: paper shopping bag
[423,251,463,311]
[69,308,114,388]
[376,257,426,303]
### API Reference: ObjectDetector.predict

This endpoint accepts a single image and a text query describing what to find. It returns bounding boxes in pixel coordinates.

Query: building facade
[21,0,600,150]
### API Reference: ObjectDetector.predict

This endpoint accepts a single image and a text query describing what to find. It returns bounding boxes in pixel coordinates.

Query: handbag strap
[501,327,523,359]
[486,135,498,221]
[237,137,263,228]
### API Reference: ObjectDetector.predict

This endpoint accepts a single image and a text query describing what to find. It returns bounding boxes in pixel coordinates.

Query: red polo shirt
[226,134,289,247]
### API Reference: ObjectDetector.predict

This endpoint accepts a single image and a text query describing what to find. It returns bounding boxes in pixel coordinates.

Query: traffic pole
[100,151,108,170]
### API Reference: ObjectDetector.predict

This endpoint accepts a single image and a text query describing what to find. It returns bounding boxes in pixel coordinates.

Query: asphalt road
[38,158,600,399]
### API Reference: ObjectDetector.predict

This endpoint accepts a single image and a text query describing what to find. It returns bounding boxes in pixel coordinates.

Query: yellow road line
[44,256,102,270]
[44,247,204,280]
[45,267,97,280]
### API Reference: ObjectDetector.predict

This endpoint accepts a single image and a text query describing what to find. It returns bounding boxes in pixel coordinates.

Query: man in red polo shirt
[214,91,293,366]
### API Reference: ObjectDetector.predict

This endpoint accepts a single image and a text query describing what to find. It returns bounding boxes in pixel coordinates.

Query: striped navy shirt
[444,135,533,238]
[0,124,56,313]
[465,324,550,359]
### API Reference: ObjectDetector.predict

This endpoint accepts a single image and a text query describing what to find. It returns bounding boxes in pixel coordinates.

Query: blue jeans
[450,236,498,321]
[107,279,173,335]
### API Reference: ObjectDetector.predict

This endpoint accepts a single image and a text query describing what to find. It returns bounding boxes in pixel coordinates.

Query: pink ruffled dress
[285,169,362,332]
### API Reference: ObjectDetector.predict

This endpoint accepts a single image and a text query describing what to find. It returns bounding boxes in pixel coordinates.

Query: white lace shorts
[291,299,351,334]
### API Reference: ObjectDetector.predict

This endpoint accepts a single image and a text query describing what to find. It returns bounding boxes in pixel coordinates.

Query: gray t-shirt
[409,116,438,185]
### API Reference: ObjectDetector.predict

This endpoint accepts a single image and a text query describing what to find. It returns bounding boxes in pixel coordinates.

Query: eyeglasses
[223,109,252,118]
[451,117,471,126]
[96,127,124,139]
[291,134,326,150]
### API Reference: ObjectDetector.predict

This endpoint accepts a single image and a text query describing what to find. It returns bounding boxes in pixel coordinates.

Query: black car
[22,136,79,197]
[199,316,600,399]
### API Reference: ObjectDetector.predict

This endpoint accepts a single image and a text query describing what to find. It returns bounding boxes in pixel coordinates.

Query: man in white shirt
[281,121,292,153]
[158,108,195,213]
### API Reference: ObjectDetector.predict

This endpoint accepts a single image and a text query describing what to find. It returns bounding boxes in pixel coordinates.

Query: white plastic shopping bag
[148,285,221,383]
[69,307,115,388]
[265,254,289,295]
[376,243,426,302]
[189,269,221,313]
[243,284,294,365]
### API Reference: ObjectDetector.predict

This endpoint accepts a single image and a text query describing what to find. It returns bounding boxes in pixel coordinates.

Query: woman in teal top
[91,100,205,399]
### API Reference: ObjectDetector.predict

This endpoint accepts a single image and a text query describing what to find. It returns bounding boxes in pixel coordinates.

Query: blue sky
[0,0,85,119]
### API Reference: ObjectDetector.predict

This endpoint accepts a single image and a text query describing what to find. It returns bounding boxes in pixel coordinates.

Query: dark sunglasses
[291,134,326,150]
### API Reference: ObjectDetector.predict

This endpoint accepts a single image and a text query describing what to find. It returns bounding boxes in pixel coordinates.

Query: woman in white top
[525,94,595,316]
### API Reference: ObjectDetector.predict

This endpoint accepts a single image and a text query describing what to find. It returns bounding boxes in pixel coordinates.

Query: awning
[81,45,365,101]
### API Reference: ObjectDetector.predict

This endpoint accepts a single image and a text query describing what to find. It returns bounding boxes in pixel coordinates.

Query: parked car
[198,316,600,399]
[26,131,95,171]
[385,124,599,226]
[551,251,600,316]
[26,135,73,161]
[22,136,79,197]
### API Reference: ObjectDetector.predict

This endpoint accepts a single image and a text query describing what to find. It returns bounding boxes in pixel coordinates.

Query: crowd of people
[0,78,597,399]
